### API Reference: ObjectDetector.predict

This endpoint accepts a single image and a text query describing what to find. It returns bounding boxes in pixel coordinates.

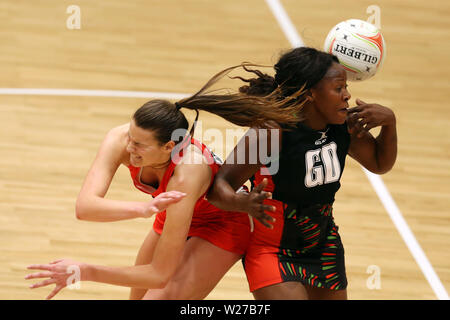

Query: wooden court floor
[0,0,449,300]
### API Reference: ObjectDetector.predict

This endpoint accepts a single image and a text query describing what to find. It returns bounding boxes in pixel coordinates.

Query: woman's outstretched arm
[26,160,210,299]
[75,125,185,222]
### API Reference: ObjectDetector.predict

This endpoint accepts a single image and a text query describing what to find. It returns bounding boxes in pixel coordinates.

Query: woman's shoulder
[177,145,211,169]
[101,123,130,165]
[172,145,211,179]
[107,123,129,139]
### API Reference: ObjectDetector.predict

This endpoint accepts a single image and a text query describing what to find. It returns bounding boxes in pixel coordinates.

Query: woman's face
[126,119,173,167]
[310,62,351,125]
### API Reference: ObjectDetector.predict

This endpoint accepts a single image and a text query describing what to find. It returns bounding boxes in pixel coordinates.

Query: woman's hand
[25,259,86,300]
[347,99,397,174]
[241,178,276,229]
[141,191,187,218]
[347,99,396,137]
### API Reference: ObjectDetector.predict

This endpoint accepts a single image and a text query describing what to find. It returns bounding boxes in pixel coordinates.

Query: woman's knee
[252,281,309,300]
[305,285,348,300]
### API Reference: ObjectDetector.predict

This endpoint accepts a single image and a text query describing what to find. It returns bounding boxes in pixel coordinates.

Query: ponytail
[233,65,278,96]
[175,63,305,131]
[133,62,312,146]
[133,47,339,147]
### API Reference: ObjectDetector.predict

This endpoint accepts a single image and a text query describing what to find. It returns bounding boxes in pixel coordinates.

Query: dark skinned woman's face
[310,62,351,125]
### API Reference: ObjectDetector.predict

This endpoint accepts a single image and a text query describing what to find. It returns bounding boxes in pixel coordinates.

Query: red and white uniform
[128,138,251,255]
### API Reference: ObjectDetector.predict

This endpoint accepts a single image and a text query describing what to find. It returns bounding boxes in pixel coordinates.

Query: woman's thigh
[143,236,241,300]
[252,281,347,300]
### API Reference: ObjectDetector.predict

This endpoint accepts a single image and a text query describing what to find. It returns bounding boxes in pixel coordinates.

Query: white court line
[265,0,304,47]
[265,0,449,300]
[0,88,190,100]
[364,168,450,300]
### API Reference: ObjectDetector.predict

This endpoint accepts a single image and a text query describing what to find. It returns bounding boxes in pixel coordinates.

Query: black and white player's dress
[244,122,350,292]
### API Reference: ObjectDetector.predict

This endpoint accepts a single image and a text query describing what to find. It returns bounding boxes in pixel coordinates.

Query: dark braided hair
[274,47,339,98]
[237,47,339,100]
[234,65,278,96]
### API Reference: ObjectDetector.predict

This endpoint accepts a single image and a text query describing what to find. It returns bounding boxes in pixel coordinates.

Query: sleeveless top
[252,122,351,209]
[128,137,224,217]
[128,137,251,255]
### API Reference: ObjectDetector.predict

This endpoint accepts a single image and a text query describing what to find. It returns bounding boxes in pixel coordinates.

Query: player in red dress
[25,65,301,300]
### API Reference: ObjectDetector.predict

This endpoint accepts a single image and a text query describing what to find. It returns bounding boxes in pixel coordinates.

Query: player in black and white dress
[208,47,397,300]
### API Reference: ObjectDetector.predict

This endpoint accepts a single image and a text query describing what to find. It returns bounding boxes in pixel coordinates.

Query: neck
[149,157,171,170]
[140,159,170,185]
[301,102,328,131]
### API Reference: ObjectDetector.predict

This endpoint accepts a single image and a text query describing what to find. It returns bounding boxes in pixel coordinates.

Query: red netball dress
[128,137,251,255]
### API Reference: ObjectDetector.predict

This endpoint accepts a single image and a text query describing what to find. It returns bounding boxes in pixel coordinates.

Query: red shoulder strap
[152,137,220,196]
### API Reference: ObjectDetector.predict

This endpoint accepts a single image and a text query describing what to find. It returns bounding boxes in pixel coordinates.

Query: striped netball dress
[128,137,251,255]
[243,122,350,292]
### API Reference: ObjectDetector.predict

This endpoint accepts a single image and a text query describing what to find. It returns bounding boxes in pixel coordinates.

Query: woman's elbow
[75,198,89,220]
[366,162,394,175]
[156,276,170,289]
[206,180,220,203]
[149,271,173,289]
[377,165,394,175]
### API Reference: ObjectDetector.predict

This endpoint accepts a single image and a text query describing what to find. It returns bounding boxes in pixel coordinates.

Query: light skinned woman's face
[126,119,172,167]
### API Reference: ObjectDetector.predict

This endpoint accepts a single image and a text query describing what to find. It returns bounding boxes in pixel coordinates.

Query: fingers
[348,107,370,118]
[257,216,274,229]
[170,191,187,197]
[254,202,276,229]
[347,111,361,122]
[25,261,70,300]
[347,113,364,133]
[254,191,272,203]
[247,178,277,229]
[46,285,63,300]
[27,264,52,271]
[262,204,276,212]
[356,98,368,106]
[363,122,377,131]
[349,98,370,113]
[348,109,379,137]
[25,271,53,280]
[348,108,376,137]
[155,197,183,205]
[347,106,362,113]
[29,278,57,289]
[252,179,272,202]
[159,191,186,199]
[152,191,186,207]
[253,178,268,193]
[256,210,276,229]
